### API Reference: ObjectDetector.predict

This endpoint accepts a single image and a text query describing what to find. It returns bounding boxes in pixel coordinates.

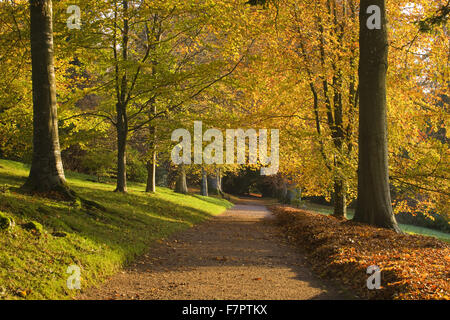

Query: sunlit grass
[0,159,232,300]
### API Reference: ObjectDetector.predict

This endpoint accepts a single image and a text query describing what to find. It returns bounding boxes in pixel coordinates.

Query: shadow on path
[79,200,352,300]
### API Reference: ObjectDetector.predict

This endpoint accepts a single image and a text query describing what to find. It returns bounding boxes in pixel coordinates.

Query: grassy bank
[0,159,232,300]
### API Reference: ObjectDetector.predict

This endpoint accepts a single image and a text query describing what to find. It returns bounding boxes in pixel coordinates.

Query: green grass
[0,159,232,300]
[300,201,450,243]
[397,224,450,243]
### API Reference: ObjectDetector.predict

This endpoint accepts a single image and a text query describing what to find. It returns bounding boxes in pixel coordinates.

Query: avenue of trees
[0,0,448,232]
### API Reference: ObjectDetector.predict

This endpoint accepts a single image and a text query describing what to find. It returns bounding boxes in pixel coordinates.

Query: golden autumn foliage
[0,1,448,228]
[222,0,449,219]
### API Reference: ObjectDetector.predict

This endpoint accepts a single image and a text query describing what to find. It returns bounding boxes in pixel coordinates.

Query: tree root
[19,182,107,212]
[78,197,107,211]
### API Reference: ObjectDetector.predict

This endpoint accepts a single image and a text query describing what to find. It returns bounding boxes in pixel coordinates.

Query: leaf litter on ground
[270,205,449,300]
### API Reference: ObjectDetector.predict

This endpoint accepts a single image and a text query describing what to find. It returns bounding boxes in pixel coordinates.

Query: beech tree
[22,0,73,199]
[175,164,188,194]
[0,0,445,225]
[201,166,208,196]
[353,0,400,232]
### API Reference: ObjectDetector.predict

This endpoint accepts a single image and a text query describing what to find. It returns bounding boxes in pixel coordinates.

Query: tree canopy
[0,0,448,229]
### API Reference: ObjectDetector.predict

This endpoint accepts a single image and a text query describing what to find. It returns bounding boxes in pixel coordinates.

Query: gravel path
[78,201,345,300]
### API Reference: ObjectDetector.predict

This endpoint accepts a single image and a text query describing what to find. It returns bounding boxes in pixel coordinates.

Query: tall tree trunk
[354,0,400,232]
[22,0,73,199]
[331,75,347,218]
[145,122,156,193]
[201,167,208,196]
[146,120,156,193]
[175,164,188,194]
[333,179,347,218]
[208,168,222,195]
[145,101,157,193]
[114,1,129,193]
[115,103,127,193]
[146,153,156,193]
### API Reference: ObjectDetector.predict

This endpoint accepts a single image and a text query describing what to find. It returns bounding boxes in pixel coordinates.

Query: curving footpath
[79,200,346,300]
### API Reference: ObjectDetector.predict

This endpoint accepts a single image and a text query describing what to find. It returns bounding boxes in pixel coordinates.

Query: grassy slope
[300,201,450,243]
[0,160,232,300]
